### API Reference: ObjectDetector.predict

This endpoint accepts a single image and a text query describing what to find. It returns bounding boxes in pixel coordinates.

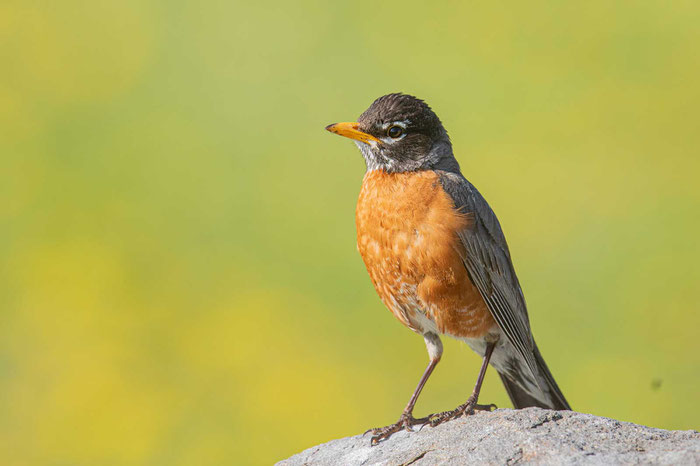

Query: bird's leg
[365,358,438,444]
[366,333,442,445]
[430,341,497,427]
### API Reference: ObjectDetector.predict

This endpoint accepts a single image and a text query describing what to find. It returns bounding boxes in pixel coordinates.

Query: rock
[278,408,700,465]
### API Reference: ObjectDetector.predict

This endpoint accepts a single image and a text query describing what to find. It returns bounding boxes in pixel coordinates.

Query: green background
[2,1,699,464]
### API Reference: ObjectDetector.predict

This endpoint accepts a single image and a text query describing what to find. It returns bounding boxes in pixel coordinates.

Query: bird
[325,93,571,445]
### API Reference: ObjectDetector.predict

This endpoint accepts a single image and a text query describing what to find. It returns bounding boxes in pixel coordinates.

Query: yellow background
[2,1,699,464]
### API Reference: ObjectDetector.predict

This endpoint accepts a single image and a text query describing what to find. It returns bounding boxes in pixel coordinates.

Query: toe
[473,403,497,412]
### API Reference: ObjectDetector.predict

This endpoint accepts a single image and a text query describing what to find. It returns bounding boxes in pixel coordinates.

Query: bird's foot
[365,412,430,445]
[429,395,496,427]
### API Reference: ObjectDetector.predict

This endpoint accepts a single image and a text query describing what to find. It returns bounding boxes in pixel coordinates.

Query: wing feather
[438,171,538,379]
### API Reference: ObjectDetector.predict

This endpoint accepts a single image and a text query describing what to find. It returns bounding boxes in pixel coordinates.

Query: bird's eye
[387,125,403,138]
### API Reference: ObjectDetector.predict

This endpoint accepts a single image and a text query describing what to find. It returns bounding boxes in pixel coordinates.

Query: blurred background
[2,1,699,464]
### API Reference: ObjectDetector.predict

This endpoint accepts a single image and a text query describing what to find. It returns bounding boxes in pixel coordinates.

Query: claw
[474,403,497,412]
[367,413,429,445]
[429,397,496,427]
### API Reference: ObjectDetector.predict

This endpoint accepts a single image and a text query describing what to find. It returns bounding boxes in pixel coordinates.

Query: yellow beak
[325,122,381,145]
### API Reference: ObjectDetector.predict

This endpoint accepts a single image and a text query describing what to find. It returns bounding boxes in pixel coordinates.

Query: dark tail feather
[499,372,547,408]
[499,344,571,410]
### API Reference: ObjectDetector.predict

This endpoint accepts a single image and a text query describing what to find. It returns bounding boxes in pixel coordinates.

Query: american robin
[325,93,570,445]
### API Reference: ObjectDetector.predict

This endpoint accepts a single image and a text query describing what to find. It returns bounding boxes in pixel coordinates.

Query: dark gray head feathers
[355,93,460,173]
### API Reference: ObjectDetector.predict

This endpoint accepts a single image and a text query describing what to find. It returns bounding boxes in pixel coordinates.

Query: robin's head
[325,93,459,173]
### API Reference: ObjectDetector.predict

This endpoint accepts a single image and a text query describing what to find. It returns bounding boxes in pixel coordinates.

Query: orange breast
[356,170,496,339]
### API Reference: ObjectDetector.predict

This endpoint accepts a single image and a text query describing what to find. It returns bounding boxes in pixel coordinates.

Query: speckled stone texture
[278,408,699,465]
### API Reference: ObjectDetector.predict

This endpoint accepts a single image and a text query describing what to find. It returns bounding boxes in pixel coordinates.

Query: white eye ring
[379,120,410,144]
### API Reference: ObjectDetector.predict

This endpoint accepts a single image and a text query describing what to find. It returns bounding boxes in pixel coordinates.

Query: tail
[498,343,571,410]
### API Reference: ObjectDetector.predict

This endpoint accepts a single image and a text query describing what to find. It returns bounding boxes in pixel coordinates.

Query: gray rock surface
[278,408,699,465]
